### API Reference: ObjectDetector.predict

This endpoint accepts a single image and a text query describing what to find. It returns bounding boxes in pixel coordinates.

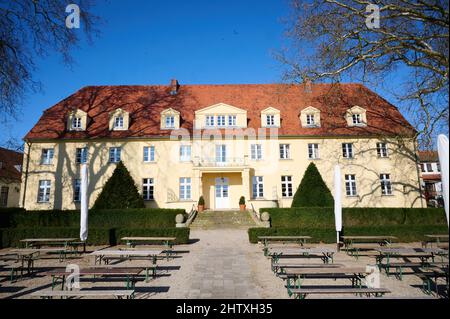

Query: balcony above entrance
[193,156,249,171]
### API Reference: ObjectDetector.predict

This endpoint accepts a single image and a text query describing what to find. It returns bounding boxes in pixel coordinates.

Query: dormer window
[228,115,237,126]
[266,115,275,126]
[206,116,215,127]
[217,115,226,127]
[300,106,321,128]
[165,115,175,128]
[72,117,82,130]
[346,106,367,127]
[114,116,124,129]
[352,114,362,125]
[306,114,315,126]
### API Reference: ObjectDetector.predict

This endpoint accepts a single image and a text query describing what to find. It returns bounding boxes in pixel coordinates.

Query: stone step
[190,210,257,229]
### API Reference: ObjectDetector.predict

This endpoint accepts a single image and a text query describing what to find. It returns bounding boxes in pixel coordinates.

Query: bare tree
[278,0,449,149]
[0,0,100,120]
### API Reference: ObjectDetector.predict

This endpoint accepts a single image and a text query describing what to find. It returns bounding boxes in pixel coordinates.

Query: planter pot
[239,204,246,211]
[198,205,204,213]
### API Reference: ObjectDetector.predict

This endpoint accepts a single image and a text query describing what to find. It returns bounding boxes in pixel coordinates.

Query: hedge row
[0,227,190,248]
[0,208,185,229]
[262,207,447,228]
[248,224,449,244]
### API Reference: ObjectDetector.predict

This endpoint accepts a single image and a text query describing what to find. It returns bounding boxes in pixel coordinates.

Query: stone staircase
[190,210,258,229]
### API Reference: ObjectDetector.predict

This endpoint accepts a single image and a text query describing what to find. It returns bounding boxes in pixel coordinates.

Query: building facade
[0,147,23,208]
[20,81,425,211]
[418,151,443,207]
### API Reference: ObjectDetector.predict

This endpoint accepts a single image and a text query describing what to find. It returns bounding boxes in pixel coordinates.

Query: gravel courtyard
[0,227,446,299]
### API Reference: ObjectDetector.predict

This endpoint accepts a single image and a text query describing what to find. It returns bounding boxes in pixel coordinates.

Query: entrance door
[215,177,229,209]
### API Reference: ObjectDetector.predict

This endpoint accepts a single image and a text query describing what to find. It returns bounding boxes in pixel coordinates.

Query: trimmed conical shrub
[291,163,334,207]
[93,161,145,209]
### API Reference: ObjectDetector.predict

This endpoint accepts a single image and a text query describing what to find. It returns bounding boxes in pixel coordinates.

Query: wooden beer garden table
[258,236,312,256]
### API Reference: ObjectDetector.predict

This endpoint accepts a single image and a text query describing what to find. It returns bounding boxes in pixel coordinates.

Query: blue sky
[0,0,425,146]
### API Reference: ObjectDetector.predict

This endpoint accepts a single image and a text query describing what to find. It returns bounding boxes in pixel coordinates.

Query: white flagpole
[437,135,449,227]
[334,165,342,250]
[80,163,89,241]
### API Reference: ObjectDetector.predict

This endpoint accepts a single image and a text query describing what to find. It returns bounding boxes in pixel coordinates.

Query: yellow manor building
[20,80,425,211]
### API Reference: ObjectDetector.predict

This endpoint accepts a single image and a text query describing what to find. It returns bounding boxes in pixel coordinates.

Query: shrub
[93,161,145,209]
[291,163,334,207]
[198,196,205,206]
[239,196,246,205]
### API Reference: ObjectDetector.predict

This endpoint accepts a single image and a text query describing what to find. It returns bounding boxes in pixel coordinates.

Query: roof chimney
[304,78,312,93]
[170,79,180,95]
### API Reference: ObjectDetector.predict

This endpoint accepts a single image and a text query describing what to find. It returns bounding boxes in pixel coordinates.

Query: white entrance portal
[215,177,229,209]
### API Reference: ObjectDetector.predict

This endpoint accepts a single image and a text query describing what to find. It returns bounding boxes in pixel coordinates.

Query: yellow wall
[20,135,424,211]
[0,180,21,207]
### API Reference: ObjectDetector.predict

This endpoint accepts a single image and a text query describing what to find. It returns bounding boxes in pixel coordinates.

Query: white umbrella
[334,165,342,248]
[437,134,449,226]
[80,163,89,241]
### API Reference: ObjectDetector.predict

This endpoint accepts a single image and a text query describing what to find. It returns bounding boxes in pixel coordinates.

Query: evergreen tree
[291,163,334,207]
[93,161,145,209]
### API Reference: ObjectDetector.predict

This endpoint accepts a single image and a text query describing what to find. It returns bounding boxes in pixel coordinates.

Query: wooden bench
[416,269,449,296]
[30,289,135,299]
[380,262,433,280]
[289,287,390,299]
[271,262,344,275]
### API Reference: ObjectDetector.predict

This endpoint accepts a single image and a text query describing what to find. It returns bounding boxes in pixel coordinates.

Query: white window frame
[306,114,315,126]
[114,116,124,129]
[38,180,51,203]
[143,146,155,162]
[143,178,154,201]
[279,144,290,159]
[109,147,121,163]
[228,115,237,127]
[180,145,192,162]
[165,115,175,128]
[217,115,226,127]
[252,176,264,199]
[73,179,81,202]
[179,177,191,200]
[41,149,54,165]
[206,115,215,127]
[308,144,319,159]
[345,174,357,196]
[251,144,263,160]
[380,174,393,195]
[76,147,88,164]
[376,143,388,158]
[352,113,362,125]
[281,176,293,198]
[342,143,354,159]
[71,117,82,130]
[215,145,227,163]
[266,114,275,127]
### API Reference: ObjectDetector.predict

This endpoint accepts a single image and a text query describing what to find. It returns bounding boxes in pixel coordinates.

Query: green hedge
[262,207,447,228]
[248,224,449,244]
[0,227,190,248]
[0,208,185,228]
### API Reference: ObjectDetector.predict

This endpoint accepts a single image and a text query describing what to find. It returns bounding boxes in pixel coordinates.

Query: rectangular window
[71,117,82,129]
[38,180,51,203]
[143,146,155,162]
[437,163,441,172]
[376,143,388,158]
[179,177,191,200]
[76,147,88,164]
[345,174,357,196]
[279,144,290,159]
[165,115,175,128]
[352,114,362,125]
[217,115,226,127]
[206,115,215,127]
[73,179,81,202]
[306,114,315,126]
[180,145,191,162]
[228,115,237,126]
[308,144,319,159]
[426,163,433,172]
[281,176,293,197]
[114,116,124,129]
[252,176,264,198]
[342,143,353,159]
[251,144,263,160]
[0,186,8,207]
[41,149,54,165]
[266,115,275,126]
[380,174,392,195]
[143,178,154,201]
[109,147,121,163]
[216,145,227,163]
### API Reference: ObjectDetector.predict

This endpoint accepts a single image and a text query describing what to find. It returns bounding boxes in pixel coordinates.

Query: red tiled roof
[0,147,23,182]
[24,83,416,140]
[418,151,439,162]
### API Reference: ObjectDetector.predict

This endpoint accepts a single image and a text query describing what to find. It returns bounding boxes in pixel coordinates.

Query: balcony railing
[193,157,248,167]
